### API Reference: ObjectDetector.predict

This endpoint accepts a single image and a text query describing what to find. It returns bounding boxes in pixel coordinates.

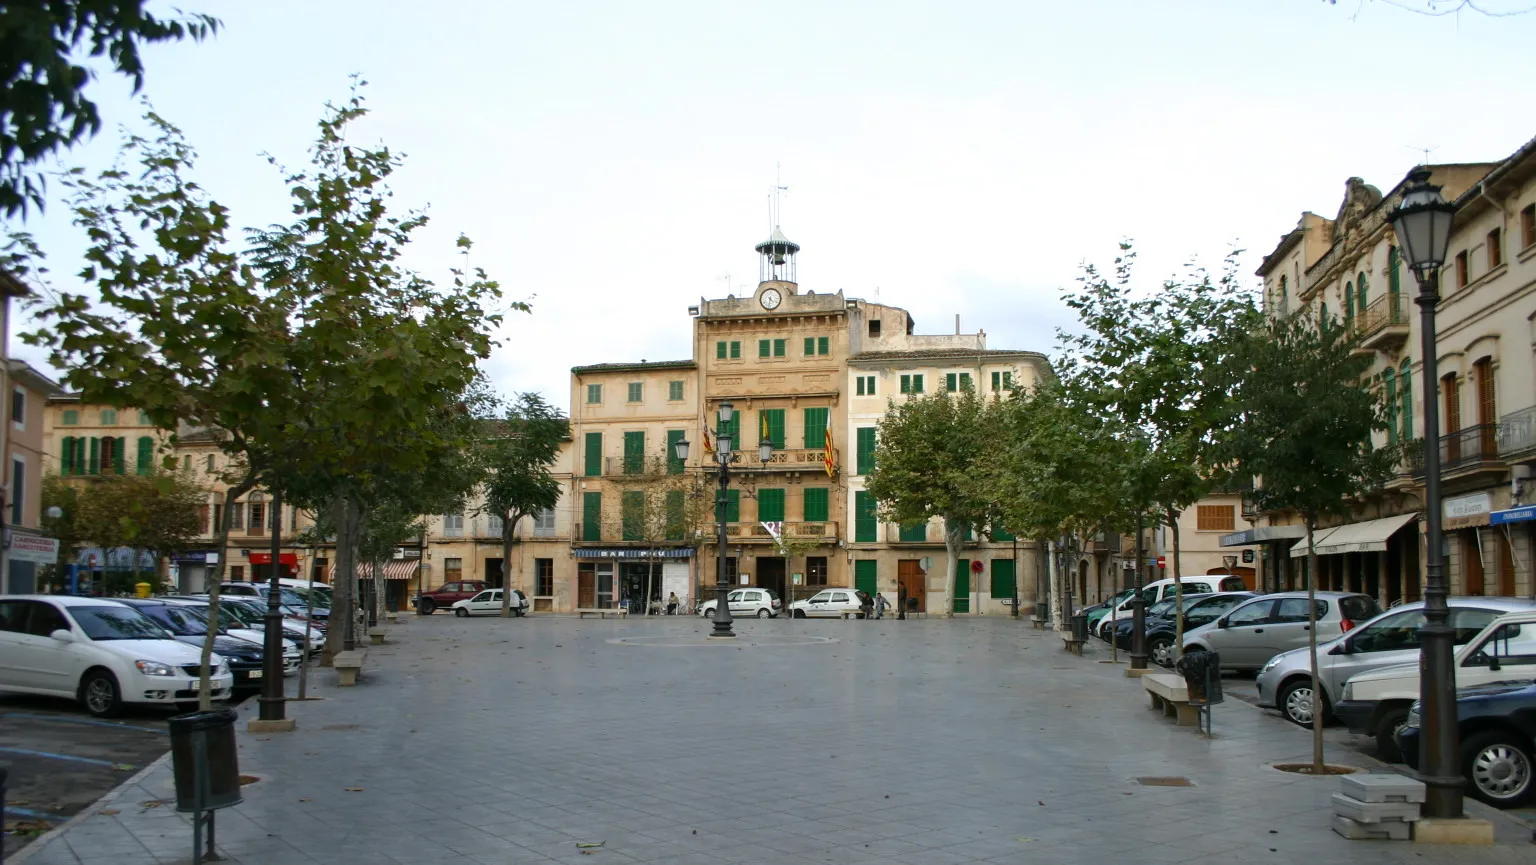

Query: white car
[164,597,309,667]
[789,588,872,619]
[180,596,324,651]
[697,588,782,619]
[452,589,530,617]
[1092,575,1250,638]
[0,596,233,717]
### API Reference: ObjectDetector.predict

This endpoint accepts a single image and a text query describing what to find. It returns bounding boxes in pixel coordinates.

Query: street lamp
[1129,511,1148,671]
[259,487,288,725]
[1389,166,1461,819]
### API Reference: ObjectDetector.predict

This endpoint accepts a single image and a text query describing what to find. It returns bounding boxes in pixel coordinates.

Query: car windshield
[1147,599,1177,617]
[71,606,174,641]
[137,604,210,636]
[1340,595,1382,622]
[211,601,261,627]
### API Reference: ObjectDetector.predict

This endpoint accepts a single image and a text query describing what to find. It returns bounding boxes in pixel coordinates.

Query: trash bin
[1070,612,1089,642]
[168,709,243,813]
[135,581,153,598]
[1175,651,1224,705]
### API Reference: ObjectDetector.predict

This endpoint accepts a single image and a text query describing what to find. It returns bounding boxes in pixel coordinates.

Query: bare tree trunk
[500,513,515,617]
[941,518,962,619]
[1047,541,1060,630]
[197,476,256,710]
[1306,518,1325,772]
[324,496,361,665]
[1169,508,1186,663]
[645,558,656,616]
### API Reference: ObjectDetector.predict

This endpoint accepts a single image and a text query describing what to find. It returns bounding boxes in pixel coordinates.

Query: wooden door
[1498,530,1516,596]
[1462,531,1485,596]
[578,564,595,608]
[897,559,926,613]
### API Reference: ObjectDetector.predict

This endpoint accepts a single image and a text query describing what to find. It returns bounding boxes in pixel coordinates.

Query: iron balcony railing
[1405,423,1501,475]
[1354,293,1408,341]
[1499,406,1536,455]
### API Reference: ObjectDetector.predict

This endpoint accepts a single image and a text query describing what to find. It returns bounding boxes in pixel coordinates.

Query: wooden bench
[576,608,628,619]
[334,649,367,687]
[1143,673,1199,726]
[368,627,388,645]
[1061,635,1086,655]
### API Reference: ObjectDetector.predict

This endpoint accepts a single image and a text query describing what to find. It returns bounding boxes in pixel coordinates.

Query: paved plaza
[13,615,1535,865]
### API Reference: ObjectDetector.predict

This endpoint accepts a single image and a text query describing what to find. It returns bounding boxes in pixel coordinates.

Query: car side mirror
[1328,642,1347,656]
[1217,618,1228,629]
[49,628,75,642]
[1489,654,1502,672]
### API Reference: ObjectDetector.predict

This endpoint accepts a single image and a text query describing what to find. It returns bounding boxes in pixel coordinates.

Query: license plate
[189,680,203,691]
[247,670,263,679]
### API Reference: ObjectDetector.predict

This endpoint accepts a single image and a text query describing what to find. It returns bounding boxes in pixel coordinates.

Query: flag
[760,410,770,444]
[702,422,714,452]
[823,410,835,477]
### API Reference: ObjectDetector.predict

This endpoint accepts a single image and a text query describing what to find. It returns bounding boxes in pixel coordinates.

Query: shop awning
[1289,513,1418,558]
[1490,506,1536,526]
[573,548,695,559]
[327,560,421,580]
[1219,525,1306,547]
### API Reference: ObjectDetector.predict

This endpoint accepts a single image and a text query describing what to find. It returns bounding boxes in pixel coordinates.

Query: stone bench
[576,608,628,619]
[334,649,367,687]
[1143,673,1199,726]
[368,627,388,645]
[1061,636,1086,655]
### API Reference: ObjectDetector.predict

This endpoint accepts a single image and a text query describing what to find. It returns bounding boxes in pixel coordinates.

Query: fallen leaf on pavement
[576,841,605,848]
[111,763,135,771]
[99,809,120,816]
[345,787,364,792]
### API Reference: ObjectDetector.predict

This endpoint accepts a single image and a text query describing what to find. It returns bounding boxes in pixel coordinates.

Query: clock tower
[754,226,799,311]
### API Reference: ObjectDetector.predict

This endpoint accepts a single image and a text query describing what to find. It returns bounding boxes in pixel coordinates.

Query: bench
[1061,636,1086,655]
[385,611,400,624]
[368,627,388,645]
[577,608,628,619]
[334,649,367,687]
[1143,673,1199,727]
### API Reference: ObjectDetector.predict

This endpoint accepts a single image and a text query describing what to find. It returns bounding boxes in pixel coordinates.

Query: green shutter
[854,560,878,595]
[959,373,971,391]
[730,341,740,359]
[1389,246,1401,316]
[1400,361,1413,440]
[627,382,642,402]
[718,412,740,448]
[991,371,1000,390]
[113,437,125,474]
[665,490,685,540]
[856,427,876,475]
[758,488,785,522]
[990,559,1015,600]
[803,488,828,522]
[61,436,75,474]
[724,489,740,523]
[854,491,877,542]
[946,373,957,392]
[586,383,601,404]
[622,490,645,540]
[759,409,785,449]
[582,492,602,541]
[666,429,685,474]
[818,336,829,355]
[805,337,815,355]
[584,432,603,477]
[88,436,100,475]
[136,436,153,475]
[623,431,645,474]
[62,409,78,425]
[1357,272,1368,312]
[1344,280,1355,323]
[899,521,926,542]
[900,374,910,394]
[717,341,727,359]
[1384,371,1398,446]
[669,380,684,401]
[773,339,786,357]
[953,559,971,613]
[912,374,924,393]
[803,407,828,448]
[759,339,771,357]
[990,525,1015,542]
[856,377,866,396]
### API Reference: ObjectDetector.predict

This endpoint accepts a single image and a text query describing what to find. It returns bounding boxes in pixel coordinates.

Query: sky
[8,0,1535,412]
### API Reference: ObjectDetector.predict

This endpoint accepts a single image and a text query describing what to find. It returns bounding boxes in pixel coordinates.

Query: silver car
[1182,591,1381,672]
[1255,597,1536,728]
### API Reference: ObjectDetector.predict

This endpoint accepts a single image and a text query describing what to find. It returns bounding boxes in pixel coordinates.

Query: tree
[478,392,566,617]
[73,469,203,591]
[40,473,84,589]
[0,1,219,216]
[865,385,992,618]
[1221,309,1394,772]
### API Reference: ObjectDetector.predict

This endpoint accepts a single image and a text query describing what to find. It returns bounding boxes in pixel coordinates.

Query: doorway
[757,557,785,601]
[1462,530,1485,595]
[577,562,616,609]
[485,558,504,589]
[898,559,927,613]
[954,559,971,613]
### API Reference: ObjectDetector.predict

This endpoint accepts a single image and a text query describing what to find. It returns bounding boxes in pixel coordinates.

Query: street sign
[1156,555,1166,569]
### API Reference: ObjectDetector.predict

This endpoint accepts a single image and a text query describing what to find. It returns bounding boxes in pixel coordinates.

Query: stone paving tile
[16,616,1536,865]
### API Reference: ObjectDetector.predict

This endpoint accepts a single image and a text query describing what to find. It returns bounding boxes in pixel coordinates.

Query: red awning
[326,560,421,581]
[249,553,299,565]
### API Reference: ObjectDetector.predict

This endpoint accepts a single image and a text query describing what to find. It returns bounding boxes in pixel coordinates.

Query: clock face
[760,288,782,310]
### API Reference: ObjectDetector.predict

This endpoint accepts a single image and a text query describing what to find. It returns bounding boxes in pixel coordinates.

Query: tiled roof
[571,360,696,374]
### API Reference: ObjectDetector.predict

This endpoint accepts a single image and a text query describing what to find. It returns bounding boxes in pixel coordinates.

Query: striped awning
[327,560,421,581]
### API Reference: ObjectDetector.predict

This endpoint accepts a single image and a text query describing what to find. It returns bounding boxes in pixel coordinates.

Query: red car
[414,581,487,614]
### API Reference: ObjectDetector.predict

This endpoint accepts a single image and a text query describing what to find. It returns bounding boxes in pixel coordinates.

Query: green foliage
[0,1,220,216]
[72,468,205,569]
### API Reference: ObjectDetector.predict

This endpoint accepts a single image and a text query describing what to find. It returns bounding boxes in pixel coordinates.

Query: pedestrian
[666,591,679,615]
[875,593,889,619]
[860,592,874,620]
[897,584,907,620]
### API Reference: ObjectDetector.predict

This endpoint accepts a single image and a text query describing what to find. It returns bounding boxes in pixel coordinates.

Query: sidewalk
[12,616,1536,865]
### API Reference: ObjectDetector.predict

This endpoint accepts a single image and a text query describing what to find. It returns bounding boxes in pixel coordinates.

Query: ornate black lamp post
[1388,166,1461,819]
[258,488,287,724]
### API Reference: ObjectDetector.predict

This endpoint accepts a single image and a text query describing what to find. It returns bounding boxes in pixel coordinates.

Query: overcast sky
[9,0,1534,411]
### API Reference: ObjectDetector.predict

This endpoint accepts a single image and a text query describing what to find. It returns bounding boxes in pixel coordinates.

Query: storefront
[1486,505,1535,598]
[172,550,221,593]
[573,548,693,612]
[1288,513,1419,606]
[1219,525,1305,592]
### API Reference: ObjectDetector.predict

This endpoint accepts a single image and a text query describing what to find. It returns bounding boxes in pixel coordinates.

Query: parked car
[1111,592,1258,666]
[1081,588,1137,632]
[697,588,782,619]
[1336,608,1536,762]
[789,589,872,619]
[1397,680,1536,808]
[0,596,232,717]
[116,598,278,690]
[154,598,305,673]
[222,582,328,624]
[413,580,487,614]
[1181,591,1380,673]
[451,589,530,617]
[174,596,321,654]
[277,578,333,608]
[1256,598,1534,730]
[1091,575,1251,638]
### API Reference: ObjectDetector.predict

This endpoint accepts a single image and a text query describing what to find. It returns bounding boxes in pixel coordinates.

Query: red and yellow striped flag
[823,411,835,477]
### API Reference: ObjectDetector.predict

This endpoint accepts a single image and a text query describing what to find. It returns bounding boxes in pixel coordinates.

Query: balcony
[1499,406,1536,462]
[1353,293,1410,352]
[723,521,840,543]
[1406,423,1503,478]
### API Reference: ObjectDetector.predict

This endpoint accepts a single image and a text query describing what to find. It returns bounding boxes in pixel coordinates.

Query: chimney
[954,314,960,335]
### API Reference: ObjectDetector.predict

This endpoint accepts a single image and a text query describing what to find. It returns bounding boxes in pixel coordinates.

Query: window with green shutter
[584,432,603,476]
[856,376,865,396]
[622,491,645,540]
[717,341,728,359]
[946,373,958,392]
[72,438,86,475]
[854,491,877,542]
[990,525,1015,542]
[856,427,876,475]
[138,411,151,425]
[912,374,924,393]
[758,409,785,449]
[730,341,741,359]
[113,436,126,474]
[623,431,645,474]
[627,382,643,402]
[717,411,740,449]
[803,407,828,448]
[61,436,75,474]
[773,338,786,357]
[759,339,771,357]
[900,375,910,393]
[586,383,602,404]
[723,489,740,523]
[991,371,1013,391]
[954,560,970,613]
[900,374,924,394]
[804,337,816,355]
[959,372,971,391]
[61,409,79,425]
[667,429,685,474]
[854,560,878,595]
[990,559,1015,600]
[899,521,927,542]
[100,409,116,425]
[582,492,602,541]
[136,436,153,475]
[757,488,785,522]
[818,336,828,355]
[665,490,685,540]
[88,436,100,475]
[668,380,684,401]
[803,488,828,522]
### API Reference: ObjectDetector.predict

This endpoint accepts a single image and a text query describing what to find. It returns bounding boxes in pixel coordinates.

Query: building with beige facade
[1243,133,1536,606]
[4,360,66,592]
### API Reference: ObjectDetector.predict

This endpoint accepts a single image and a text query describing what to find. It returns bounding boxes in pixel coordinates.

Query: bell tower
[755,227,799,287]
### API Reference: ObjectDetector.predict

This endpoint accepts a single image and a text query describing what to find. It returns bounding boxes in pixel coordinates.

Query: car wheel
[756,609,769,618]
[1277,678,1325,727]
[1148,636,1175,668]
[454,607,468,617]
[80,670,123,718]
[1375,706,1411,763]
[794,609,806,619]
[420,598,436,614]
[1462,730,1534,808]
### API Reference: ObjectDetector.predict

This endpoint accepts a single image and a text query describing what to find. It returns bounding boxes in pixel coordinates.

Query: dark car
[222,582,330,626]
[1397,680,1536,808]
[413,580,488,614]
[1111,592,1258,666]
[117,598,268,691]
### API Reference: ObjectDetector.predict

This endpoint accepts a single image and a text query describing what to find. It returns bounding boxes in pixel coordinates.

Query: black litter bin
[1070,612,1089,642]
[168,709,243,813]
[1174,651,1224,706]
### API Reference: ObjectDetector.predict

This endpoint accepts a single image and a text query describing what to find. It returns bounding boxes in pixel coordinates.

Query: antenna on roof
[1407,144,1438,166]
[771,162,789,230]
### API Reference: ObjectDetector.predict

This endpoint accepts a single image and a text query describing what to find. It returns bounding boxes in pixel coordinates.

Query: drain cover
[1136,776,1193,787]
[321,724,360,731]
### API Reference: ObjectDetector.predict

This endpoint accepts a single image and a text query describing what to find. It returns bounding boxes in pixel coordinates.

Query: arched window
[1344,280,1355,324]
[1399,358,1414,441]
[1383,369,1398,445]
[1357,272,1369,315]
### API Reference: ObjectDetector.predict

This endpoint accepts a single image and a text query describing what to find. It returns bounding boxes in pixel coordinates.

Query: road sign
[1156,555,1166,569]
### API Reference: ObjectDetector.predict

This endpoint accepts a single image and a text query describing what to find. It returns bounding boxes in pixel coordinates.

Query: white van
[1092,574,1250,638]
